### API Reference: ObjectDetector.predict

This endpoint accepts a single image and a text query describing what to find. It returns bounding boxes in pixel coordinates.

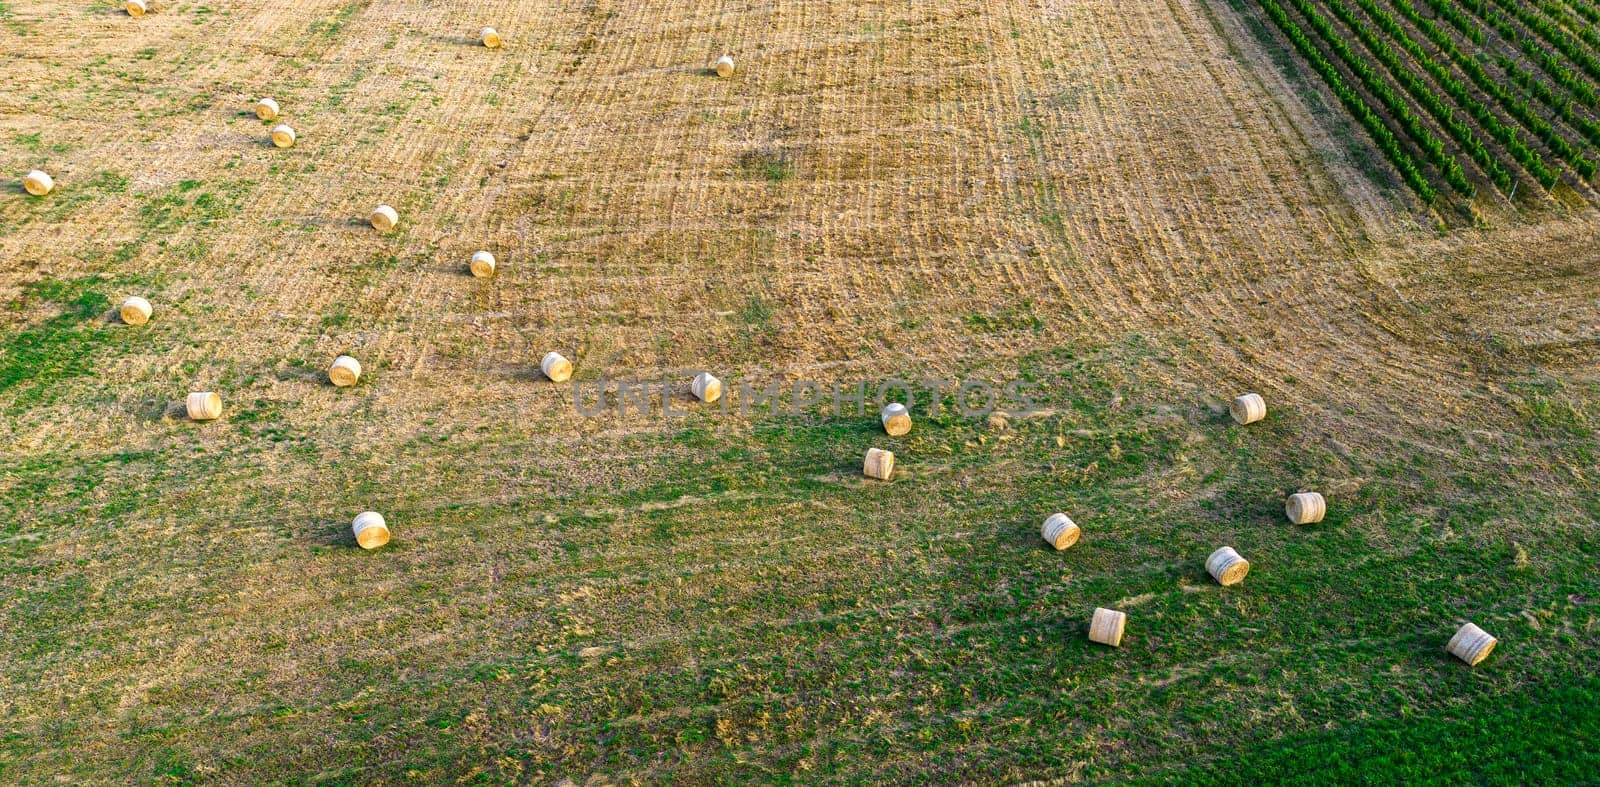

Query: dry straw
[480,27,502,48]
[863,448,895,480]
[270,124,296,149]
[23,170,53,196]
[1205,546,1250,586]
[469,250,496,277]
[1446,622,1497,666]
[352,511,390,550]
[541,351,573,382]
[1286,492,1326,525]
[370,205,399,232]
[329,355,362,387]
[715,56,736,77]
[1089,608,1127,647]
[125,0,147,16]
[692,372,723,403]
[1231,392,1266,425]
[254,97,279,121]
[186,392,222,421]
[120,296,152,325]
[1041,513,1080,550]
[881,403,912,436]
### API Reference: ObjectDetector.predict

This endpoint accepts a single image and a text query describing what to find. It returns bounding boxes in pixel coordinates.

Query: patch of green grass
[738,295,773,326]
[738,149,796,183]
[307,0,367,39]
[1161,676,1600,783]
[964,301,1044,333]
[137,179,247,231]
[0,277,116,410]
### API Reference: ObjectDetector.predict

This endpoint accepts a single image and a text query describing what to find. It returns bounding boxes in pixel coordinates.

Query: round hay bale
[1446,622,1497,666]
[120,296,152,326]
[1205,546,1250,586]
[541,351,573,382]
[715,55,736,77]
[480,27,502,48]
[270,124,296,148]
[1230,392,1266,425]
[469,250,496,277]
[125,0,147,16]
[254,97,280,121]
[352,511,390,550]
[22,170,53,196]
[881,403,912,436]
[1286,492,1326,525]
[1089,607,1126,647]
[186,391,222,421]
[692,372,723,403]
[1041,513,1080,550]
[863,447,894,480]
[370,204,399,232]
[329,355,362,387]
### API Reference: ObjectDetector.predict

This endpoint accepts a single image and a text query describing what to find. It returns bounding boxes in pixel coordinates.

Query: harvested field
[1,0,1598,781]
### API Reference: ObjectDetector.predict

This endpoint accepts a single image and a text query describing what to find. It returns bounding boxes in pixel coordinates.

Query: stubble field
[2,0,1598,782]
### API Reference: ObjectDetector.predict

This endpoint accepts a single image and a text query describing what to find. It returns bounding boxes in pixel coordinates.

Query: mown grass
[3,335,1593,782]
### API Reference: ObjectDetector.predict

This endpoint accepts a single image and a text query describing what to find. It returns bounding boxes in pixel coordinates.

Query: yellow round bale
[370,204,399,232]
[352,511,390,550]
[1205,546,1250,586]
[1041,513,1080,550]
[125,0,147,16]
[23,170,53,196]
[480,27,502,48]
[1231,392,1266,425]
[881,403,912,436]
[186,391,222,421]
[120,296,152,326]
[692,372,723,403]
[255,97,280,121]
[1446,622,1497,666]
[329,355,362,387]
[863,447,895,480]
[542,351,573,382]
[715,56,736,77]
[270,124,296,148]
[469,250,496,277]
[1089,607,1126,647]
[1286,492,1326,525]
